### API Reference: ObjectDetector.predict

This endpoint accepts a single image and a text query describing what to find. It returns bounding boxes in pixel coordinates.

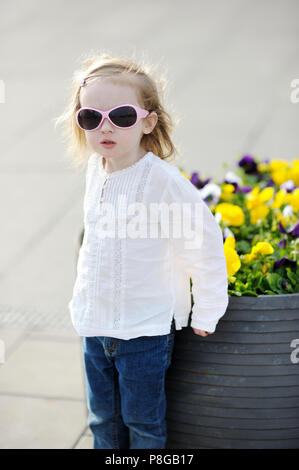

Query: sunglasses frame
[76,104,150,131]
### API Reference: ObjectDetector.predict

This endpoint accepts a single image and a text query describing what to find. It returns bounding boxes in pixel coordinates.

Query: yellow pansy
[243,241,274,263]
[257,162,269,173]
[224,234,236,250]
[268,160,289,172]
[246,186,274,223]
[246,187,260,210]
[246,186,274,210]
[270,189,287,209]
[287,188,299,211]
[271,169,291,186]
[289,159,299,185]
[223,235,241,278]
[243,253,255,263]
[215,203,245,226]
[259,187,275,203]
[249,204,269,224]
[221,184,235,201]
[262,263,270,274]
[268,159,292,186]
[251,242,274,256]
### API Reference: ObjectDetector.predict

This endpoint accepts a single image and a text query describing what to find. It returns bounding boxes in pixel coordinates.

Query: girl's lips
[101,142,116,148]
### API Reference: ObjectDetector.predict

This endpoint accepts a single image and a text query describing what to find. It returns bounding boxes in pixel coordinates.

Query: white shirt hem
[73,323,176,339]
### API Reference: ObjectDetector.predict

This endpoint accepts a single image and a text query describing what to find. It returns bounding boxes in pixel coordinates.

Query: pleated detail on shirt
[88,153,155,330]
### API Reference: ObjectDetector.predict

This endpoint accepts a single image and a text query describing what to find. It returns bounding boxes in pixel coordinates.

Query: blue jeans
[81,318,176,449]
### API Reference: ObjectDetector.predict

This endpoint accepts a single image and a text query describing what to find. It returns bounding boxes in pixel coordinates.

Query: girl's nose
[100,117,114,130]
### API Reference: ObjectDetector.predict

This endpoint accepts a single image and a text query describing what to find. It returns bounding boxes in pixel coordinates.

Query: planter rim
[228,292,299,310]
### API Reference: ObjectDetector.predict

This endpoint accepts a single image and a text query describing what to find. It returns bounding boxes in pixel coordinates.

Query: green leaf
[228,289,242,296]
[267,273,283,293]
[236,240,252,254]
[240,290,258,296]
[286,267,297,287]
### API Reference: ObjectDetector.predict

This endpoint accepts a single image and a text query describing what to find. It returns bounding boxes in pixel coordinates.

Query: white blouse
[68,151,229,339]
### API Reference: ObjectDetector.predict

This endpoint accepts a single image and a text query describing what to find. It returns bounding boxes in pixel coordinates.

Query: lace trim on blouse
[113,158,153,328]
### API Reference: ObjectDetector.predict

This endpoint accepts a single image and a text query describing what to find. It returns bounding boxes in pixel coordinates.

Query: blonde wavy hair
[54,51,181,169]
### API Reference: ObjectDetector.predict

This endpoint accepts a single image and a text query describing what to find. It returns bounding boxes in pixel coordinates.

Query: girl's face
[79,78,157,163]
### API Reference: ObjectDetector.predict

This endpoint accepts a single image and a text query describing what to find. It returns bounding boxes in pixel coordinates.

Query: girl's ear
[143,112,158,134]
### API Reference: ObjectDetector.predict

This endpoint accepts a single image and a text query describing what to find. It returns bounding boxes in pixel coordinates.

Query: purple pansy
[279,221,287,234]
[290,221,299,237]
[190,172,211,189]
[241,185,252,193]
[238,155,258,174]
[264,178,275,188]
[224,180,240,193]
[190,172,199,185]
[278,238,287,249]
[279,220,299,238]
[273,257,297,270]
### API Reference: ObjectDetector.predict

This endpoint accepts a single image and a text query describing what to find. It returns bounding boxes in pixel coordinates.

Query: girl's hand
[192,328,213,337]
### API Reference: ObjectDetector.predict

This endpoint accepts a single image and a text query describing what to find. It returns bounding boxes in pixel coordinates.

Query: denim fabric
[81,317,176,449]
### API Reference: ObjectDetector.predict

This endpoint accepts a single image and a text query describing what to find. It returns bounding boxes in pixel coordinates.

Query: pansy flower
[215,202,245,226]
[243,241,274,262]
[238,155,258,174]
[268,160,291,186]
[241,185,252,193]
[278,238,287,249]
[280,180,296,193]
[278,220,299,238]
[197,183,222,205]
[270,189,287,209]
[223,235,241,282]
[190,172,211,189]
[273,257,297,270]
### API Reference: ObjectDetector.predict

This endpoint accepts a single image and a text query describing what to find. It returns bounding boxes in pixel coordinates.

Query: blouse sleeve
[160,169,229,333]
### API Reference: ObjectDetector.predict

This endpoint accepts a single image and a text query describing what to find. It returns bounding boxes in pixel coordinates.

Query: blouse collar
[97,151,152,178]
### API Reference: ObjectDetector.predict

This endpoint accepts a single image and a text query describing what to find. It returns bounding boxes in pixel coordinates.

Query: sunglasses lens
[109,106,137,127]
[77,109,102,130]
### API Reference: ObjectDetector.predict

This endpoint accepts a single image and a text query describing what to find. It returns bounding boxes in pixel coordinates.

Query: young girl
[55,52,229,449]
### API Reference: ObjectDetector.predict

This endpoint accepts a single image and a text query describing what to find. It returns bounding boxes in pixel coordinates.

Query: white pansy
[282,205,293,218]
[198,183,222,202]
[280,180,295,192]
[224,171,242,185]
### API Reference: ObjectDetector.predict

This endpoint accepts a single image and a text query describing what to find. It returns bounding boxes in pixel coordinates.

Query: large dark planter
[165,293,299,449]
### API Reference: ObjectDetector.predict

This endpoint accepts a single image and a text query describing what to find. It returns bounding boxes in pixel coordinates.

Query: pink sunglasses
[76,104,150,131]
